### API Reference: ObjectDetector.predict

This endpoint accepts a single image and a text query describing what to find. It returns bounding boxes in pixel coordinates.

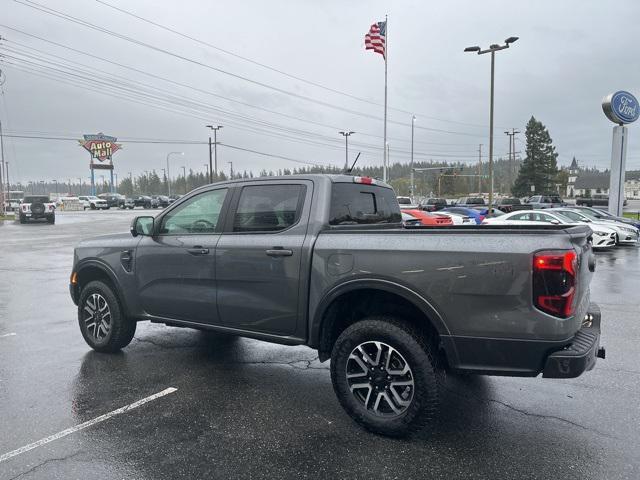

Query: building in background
[565,157,640,199]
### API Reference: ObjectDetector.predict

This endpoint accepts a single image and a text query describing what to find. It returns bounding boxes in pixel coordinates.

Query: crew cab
[18,195,56,224]
[525,195,566,209]
[69,175,604,437]
[78,195,109,210]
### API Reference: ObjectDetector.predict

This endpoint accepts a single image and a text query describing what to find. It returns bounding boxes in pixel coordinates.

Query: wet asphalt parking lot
[0,209,639,480]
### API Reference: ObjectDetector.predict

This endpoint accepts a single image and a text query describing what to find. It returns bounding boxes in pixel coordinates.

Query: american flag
[364,21,386,59]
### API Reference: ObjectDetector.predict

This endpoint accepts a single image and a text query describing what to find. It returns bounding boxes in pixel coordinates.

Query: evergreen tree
[512,116,559,196]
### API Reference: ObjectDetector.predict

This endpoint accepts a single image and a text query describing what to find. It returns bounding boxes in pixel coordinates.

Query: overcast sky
[1,0,640,184]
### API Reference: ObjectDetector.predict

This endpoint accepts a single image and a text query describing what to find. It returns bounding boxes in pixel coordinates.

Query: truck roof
[195,174,393,189]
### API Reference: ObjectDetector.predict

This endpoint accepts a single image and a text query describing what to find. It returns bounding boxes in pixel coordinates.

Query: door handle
[187,246,210,255]
[266,248,293,257]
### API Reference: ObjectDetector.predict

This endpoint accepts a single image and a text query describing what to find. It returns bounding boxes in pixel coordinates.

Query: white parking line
[0,333,17,338]
[0,387,177,463]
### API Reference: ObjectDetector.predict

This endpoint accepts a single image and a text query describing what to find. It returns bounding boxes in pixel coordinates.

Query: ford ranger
[69,175,604,436]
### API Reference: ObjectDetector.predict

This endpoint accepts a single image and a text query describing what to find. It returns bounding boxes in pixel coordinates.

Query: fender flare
[310,278,451,348]
[74,259,130,315]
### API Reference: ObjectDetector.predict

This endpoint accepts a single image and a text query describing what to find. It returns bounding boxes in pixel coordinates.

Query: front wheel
[78,280,136,353]
[330,318,439,437]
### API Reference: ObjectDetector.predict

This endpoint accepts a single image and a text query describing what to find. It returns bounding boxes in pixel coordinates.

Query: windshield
[559,210,589,222]
[553,212,578,223]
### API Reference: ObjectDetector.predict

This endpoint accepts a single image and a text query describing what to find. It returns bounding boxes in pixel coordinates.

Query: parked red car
[402,209,454,226]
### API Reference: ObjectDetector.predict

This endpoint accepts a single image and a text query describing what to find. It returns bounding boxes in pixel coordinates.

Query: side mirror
[550,219,560,225]
[131,216,154,237]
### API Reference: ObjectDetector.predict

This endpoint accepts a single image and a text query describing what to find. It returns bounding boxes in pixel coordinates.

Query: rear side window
[233,184,305,232]
[329,184,401,225]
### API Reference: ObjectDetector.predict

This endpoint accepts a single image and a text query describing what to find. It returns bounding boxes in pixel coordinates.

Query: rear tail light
[533,250,578,318]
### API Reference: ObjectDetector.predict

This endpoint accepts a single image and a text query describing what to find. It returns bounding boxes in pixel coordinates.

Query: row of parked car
[398,194,639,250]
[77,194,182,210]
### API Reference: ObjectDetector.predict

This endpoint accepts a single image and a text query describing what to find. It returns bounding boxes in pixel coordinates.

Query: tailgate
[568,226,595,324]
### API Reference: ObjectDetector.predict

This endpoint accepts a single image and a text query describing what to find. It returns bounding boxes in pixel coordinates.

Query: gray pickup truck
[70,175,604,436]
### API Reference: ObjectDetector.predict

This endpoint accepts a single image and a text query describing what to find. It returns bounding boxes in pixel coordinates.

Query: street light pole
[166,151,184,196]
[228,161,233,179]
[206,125,223,181]
[465,36,518,212]
[338,131,354,171]
[181,166,187,194]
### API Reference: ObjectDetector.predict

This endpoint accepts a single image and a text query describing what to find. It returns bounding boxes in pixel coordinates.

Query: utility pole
[181,166,187,194]
[206,125,223,182]
[410,115,416,201]
[228,161,233,179]
[339,131,354,171]
[465,36,519,212]
[504,128,520,192]
[477,144,483,193]
[0,119,5,215]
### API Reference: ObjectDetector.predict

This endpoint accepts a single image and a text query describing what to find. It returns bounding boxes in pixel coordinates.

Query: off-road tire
[330,317,439,437]
[78,280,136,353]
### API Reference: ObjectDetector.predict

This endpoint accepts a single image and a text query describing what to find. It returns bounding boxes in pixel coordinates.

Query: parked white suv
[18,195,56,224]
[78,195,109,210]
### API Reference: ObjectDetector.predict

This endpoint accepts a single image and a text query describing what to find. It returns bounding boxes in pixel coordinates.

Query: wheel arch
[73,261,129,315]
[312,279,450,362]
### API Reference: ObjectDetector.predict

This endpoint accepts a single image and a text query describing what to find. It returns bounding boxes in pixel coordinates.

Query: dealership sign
[602,91,639,125]
[79,133,122,162]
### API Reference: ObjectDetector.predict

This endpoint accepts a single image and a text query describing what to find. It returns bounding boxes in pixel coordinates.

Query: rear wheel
[19,214,26,224]
[78,280,136,353]
[47,215,55,224]
[330,317,439,437]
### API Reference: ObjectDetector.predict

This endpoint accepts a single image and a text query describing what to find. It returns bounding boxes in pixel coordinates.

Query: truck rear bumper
[442,303,604,377]
[542,304,604,378]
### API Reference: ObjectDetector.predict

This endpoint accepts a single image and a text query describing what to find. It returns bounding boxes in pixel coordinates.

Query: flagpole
[383,14,388,183]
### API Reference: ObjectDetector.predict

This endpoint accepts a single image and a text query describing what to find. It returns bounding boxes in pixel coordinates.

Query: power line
[10,1,486,137]
[93,0,497,130]
[1,49,493,159]
[0,27,483,147]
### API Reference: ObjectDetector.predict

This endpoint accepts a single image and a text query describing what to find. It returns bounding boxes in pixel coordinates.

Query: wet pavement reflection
[0,210,638,479]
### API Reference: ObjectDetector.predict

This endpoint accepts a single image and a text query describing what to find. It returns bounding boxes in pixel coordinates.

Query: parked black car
[576,194,627,207]
[496,197,532,213]
[122,197,135,209]
[132,195,157,209]
[455,196,485,206]
[419,197,447,212]
[152,195,170,208]
[98,193,126,208]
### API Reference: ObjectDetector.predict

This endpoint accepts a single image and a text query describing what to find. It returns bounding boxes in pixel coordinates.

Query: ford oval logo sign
[602,91,639,125]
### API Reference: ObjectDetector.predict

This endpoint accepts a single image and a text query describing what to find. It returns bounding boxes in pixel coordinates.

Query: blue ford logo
[602,91,639,124]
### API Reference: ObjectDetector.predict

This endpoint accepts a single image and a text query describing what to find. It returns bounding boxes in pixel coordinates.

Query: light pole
[228,161,233,179]
[206,125,223,182]
[338,131,354,171]
[204,163,209,179]
[181,166,187,194]
[161,168,167,194]
[166,151,184,196]
[465,36,518,212]
[410,116,416,200]
[52,180,58,196]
